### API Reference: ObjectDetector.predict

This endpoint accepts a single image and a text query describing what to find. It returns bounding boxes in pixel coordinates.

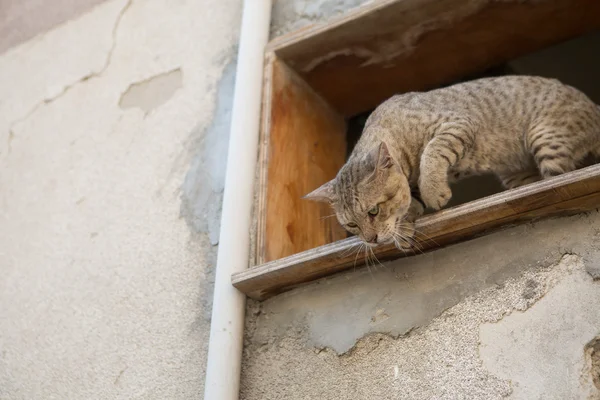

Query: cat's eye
[368,205,379,216]
[346,222,358,228]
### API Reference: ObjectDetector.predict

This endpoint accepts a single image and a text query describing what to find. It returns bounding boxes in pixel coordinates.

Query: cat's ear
[303,179,336,203]
[367,141,394,174]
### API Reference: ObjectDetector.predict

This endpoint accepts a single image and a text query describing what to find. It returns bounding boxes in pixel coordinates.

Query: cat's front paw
[419,179,452,210]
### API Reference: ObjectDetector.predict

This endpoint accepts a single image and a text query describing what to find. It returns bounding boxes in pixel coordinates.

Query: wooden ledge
[234,165,600,300]
[266,0,600,116]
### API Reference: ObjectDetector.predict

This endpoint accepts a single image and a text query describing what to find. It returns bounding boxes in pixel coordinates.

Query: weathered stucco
[0,0,241,398]
[1,1,600,399]
[241,214,600,399]
[270,0,371,38]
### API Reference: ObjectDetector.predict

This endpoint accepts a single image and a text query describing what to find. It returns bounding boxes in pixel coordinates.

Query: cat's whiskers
[409,231,436,251]
[353,242,365,270]
[397,222,437,249]
[403,233,425,253]
[362,246,375,280]
[368,246,386,271]
[393,237,407,255]
[409,227,439,247]
[341,241,362,257]
[392,232,412,249]
[392,231,425,255]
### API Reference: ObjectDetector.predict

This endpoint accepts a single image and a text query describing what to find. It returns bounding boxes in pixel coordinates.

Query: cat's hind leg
[497,169,541,189]
[527,126,577,178]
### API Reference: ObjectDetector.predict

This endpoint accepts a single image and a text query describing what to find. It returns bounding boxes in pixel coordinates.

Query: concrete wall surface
[1,0,600,399]
[0,0,243,398]
[242,213,600,399]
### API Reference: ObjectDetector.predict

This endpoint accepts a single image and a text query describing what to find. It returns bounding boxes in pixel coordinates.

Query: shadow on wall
[180,58,237,246]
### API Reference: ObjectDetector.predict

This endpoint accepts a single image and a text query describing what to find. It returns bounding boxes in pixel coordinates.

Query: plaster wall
[0,0,242,398]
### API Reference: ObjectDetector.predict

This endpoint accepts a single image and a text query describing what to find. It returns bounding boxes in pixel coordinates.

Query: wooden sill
[236,165,600,300]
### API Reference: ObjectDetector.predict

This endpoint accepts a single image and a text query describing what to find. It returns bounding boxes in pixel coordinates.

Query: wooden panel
[269,0,600,116]
[259,57,348,263]
[253,53,275,266]
[235,165,600,300]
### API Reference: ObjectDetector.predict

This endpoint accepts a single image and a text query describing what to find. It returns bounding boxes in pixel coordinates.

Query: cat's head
[304,141,411,246]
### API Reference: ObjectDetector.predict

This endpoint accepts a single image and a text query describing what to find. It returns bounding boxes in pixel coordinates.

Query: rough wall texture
[241,214,600,400]
[0,0,241,398]
[270,0,372,38]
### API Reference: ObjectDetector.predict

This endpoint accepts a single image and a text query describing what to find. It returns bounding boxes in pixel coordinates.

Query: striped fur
[305,76,600,248]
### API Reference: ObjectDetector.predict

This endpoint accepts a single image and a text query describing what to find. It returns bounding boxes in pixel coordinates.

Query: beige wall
[0,0,241,397]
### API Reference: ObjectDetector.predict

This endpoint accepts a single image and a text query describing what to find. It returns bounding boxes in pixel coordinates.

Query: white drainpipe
[203,1,272,399]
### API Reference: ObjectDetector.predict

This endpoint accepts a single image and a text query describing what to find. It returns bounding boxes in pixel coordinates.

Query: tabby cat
[304,76,600,249]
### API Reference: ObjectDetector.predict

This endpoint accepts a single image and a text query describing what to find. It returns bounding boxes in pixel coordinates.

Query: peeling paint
[119,68,183,114]
[250,225,575,354]
[0,0,243,398]
[480,254,600,399]
[242,241,599,399]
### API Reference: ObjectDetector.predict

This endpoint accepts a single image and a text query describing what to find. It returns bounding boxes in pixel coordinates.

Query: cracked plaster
[0,0,242,398]
[242,216,600,399]
[0,0,129,140]
[5,2,133,162]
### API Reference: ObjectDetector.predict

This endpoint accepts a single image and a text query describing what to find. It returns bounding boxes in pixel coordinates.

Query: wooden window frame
[234,0,600,300]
